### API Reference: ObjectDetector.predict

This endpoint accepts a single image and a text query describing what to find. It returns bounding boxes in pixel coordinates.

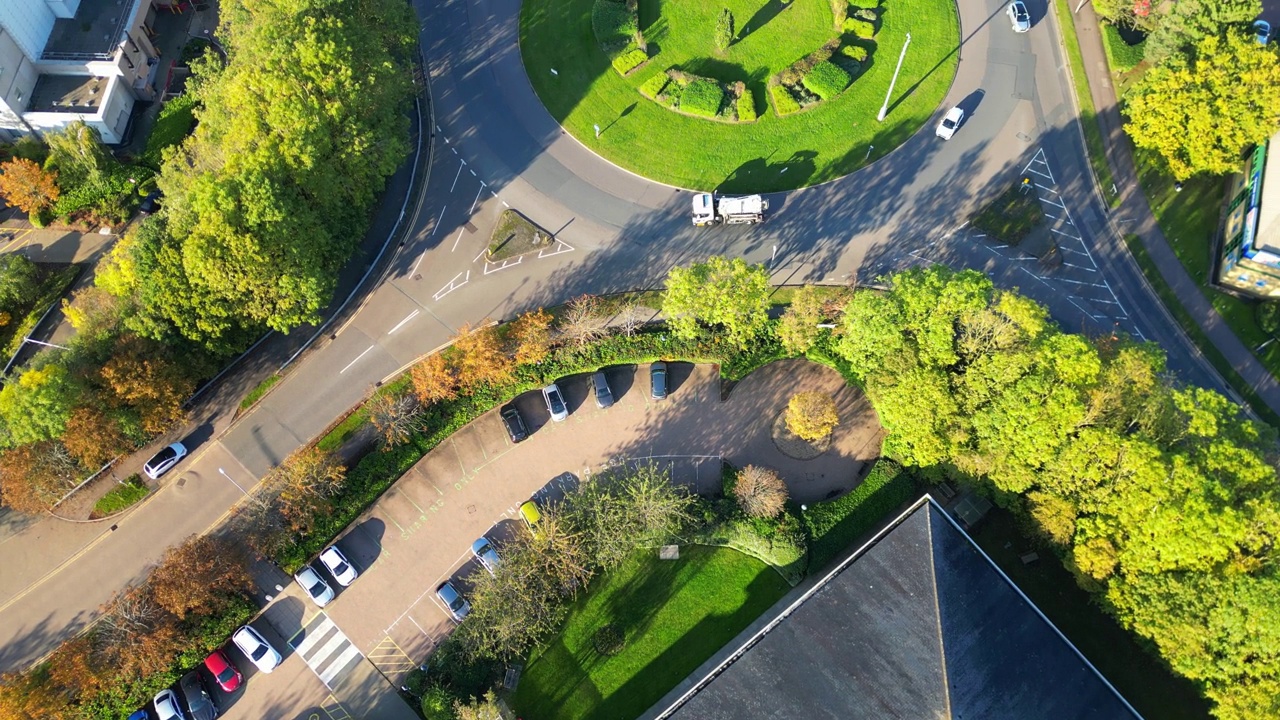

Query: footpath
[1067,4,1280,416]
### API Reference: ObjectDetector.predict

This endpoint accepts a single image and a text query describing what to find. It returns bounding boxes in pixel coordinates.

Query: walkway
[1068,4,1280,416]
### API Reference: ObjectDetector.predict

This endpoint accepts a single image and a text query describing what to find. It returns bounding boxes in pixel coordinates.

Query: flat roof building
[1218,131,1280,298]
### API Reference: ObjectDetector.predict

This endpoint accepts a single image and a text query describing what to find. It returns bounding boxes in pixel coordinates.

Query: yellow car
[519,500,541,532]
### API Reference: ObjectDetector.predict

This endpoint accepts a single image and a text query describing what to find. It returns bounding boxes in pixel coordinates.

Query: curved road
[0,0,1226,685]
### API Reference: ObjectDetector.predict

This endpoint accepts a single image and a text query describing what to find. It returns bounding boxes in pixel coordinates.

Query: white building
[0,0,163,145]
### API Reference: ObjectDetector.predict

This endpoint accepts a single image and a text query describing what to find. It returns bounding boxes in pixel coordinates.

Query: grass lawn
[91,474,150,518]
[971,183,1043,245]
[521,0,959,191]
[971,510,1211,720]
[513,545,789,720]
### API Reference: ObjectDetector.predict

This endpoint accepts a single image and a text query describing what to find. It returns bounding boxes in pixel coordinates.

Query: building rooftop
[29,74,107,113]
[43,0,142,60]
[1255,129,1280,255]
[659,498,1142,720]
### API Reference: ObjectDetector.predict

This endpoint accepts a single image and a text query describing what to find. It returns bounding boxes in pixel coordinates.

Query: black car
[650,362,668,400]
[501,405,528,442]
[592,371,614,409]
[178,671,217,720]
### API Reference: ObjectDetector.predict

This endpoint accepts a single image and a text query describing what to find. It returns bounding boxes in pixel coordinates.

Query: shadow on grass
[739,0,793,42]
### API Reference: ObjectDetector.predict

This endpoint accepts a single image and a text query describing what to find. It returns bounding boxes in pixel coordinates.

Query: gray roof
[661,499,1142,720]
[43,0,140,60]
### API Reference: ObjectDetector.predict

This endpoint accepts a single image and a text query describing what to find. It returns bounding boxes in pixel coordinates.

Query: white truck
[691,193,768,226]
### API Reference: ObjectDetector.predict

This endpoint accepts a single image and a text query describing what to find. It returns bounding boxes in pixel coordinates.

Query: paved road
[0,0,1241,706]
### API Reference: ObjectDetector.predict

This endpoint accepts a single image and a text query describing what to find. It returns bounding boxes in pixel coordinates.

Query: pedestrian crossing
[289,612,364,690]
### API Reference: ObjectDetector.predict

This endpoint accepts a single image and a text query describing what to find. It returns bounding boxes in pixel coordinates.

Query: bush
[847,0,878,7]
[1101,22,1145,71]
[611,48,648,75]
[422,684,460,720]
[679,78,724,118]
[733,465,789,518]
[639,72,670,98]
[801,61,851,101]
[736,89,757,122]
[841,44,868,62]
[592,624,624,655]
[852,7,878,22]
[714,8,734,51]
[842,18,876,38]
[142,93,199,168]
[92,474,150,517]
[770,84,802,115]
[830,0,848,29]
[1258,302,1280,339]
[803,460,918,570]
[591,0,638,51]
[785,391,840,440]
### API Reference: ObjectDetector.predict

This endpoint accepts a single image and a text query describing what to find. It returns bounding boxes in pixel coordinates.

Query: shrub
[1258,302,1280,339]
[771,84,802,115]
[422,684,460,720]
[736,89,757,122]
[803,460,917,570]
[802,61,851,101]
[847,0,878,7]
[786,391,840,441]
[841,44,868,62]
[1101,23,1145,71]
[842,18,876,38]
[640,72,670,98]
[593,624,624,655]
[591,0,638,51]
[142,93,199,168]
[733,465,789,518]
[611,48,648,75]
[714,8,734,51]
[679,78,724,118]
[830,0,848,29]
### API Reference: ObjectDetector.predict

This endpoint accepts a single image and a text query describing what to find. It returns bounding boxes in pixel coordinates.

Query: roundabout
[520,0,961,190]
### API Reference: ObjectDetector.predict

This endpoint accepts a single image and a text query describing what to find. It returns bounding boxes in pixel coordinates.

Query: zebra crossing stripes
[289,613,364,690]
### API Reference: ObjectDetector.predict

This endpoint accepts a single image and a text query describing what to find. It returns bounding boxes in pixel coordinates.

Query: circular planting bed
[521,0,960,191]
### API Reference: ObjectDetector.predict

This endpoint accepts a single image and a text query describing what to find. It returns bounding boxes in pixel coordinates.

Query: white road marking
[469,182,487,214]
[430,205,447,237]
[449,161,466,193]
[484,256,523,275]
[411,250,428,277]
[389,310,420,334]
[469,168,477,177]
[473,246,490,263]
[340,346,375,374]
[451,227,465,252]
[537,239,576,258]
[433,270,470,301]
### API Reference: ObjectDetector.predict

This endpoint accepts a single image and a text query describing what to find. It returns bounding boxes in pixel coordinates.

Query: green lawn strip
[315,374,413,453]
[91,473,150,518]
[513,546,790,720]
[0,263,82,361]
[971,184,1043,245]
[521,0,959,191]
[970,510,1211,720]
[802,459,919,571]
[239,373,282,412]
[1123,235,1280,426]
[1051,0,1120,209]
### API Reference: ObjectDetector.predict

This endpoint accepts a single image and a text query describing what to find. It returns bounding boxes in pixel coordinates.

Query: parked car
[202,649,242,693]
[294,565,335,607]
[592,371,614,409]
[1007,0,1030,32]
[128,710,151,720]
[471,537,500,575]
[500,404,528,442]
[319,545,359,587]
[650,362,668,400]
[436,581,471,621]
[1255,19,1273,45]
[936,107,964,140]
[231,625,282,674]
[144,442,188,480]
[178,671,217,720]
[152,689,187,720]
[542,383,568,422]
[520,500,541,532]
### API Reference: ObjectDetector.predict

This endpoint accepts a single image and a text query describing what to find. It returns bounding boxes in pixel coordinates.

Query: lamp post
[877,32,911,122]
[218,467,262,506]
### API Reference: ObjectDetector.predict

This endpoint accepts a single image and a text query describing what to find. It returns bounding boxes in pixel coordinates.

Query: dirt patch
[488,210,553,261]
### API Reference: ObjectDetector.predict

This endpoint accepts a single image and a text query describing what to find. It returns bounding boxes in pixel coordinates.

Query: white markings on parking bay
[433,270,470,301]
[1022,147,1056,183]
[469,182,487,214]
[537,239,576,258]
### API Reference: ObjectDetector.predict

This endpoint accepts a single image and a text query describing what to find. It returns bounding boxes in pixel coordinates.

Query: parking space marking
[368,636,418,679]
[289,613,364,690]
[321,696,353,720]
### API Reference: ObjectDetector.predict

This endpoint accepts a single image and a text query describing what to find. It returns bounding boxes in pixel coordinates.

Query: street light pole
[218,467,262,506]
[877,32,911,122]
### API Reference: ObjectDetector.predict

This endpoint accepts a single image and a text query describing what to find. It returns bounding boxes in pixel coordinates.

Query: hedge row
[612,47,649,75]
[591,0,638,51]
[737,89,757,122]
[640,71,670,98]
[771,84,802,116]
[802,61,851,100]
[680,78,725,118]
[803,459,918,571]
[842,18,875,39]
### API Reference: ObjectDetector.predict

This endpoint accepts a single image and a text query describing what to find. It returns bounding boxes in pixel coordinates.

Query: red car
[203,648,243,693]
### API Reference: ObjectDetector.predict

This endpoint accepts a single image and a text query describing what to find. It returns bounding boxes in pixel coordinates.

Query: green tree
[1141,0,1261,64]
[1124,31,1280,179]
[0,364,77,446]
[0,254,41,310]
[559,463,695,569]
[43,121,114,188]
[664,256,771,348]
[714,9,734,51]
[777,285,842,354]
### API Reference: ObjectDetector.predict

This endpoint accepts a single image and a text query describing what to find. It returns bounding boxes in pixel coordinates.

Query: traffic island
[972,182,1045,246]
[486,210,554,262]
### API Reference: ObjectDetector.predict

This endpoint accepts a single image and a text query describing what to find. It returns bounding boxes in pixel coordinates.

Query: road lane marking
[469,181,487,214]
[388,310,419,334]
[430,205,447,237]
[537,239,576,258]
[339,346,375,374]
[451,227,465,252]
[432,270,469,301]
[449,160,466,192]
[483,256,522,275]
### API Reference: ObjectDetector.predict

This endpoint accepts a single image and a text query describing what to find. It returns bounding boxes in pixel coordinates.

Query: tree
[368,391,423,448]
[62,405,132,468]
[44,121,114,188]
[0,158,59,215]
[664,256,771,348]
[0,364,77,446]
[785,391,840,441]
[777,285,829,354]
[1124,31,1280,179]
[0,254,41,310]
[615,297,647,337]
[1141,0,1261,64]
[452,323,514,390]
[0,442,79,513]
[99,334,194,434]
[61,286,123,343]
[714,9,735,51]
[556,294,609,346]
[269,446,346,533]
[94,585,182,681]
[454,691,502,720]
[148,535,252,619]
[411,352,458,404]
[732,465,788,518]
[507,307,553,364]
[559,464,695,569]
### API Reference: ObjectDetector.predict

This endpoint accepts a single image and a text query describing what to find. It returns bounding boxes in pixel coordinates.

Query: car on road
[178,671,217,720]
[1007,0,1030,32]
[500,404,528,442]
[1255,19,1272,45]
[471,536,500,575]
[650,362,668,400]
[294,565,335,607]
[319,545,359,587]
[542,383,568,422]
[144,442,188,480]
[231,625,282,674]
[936,107,964,140]
[436,581,471,621]
[592,371,614,409]
[520,500,541,532]
[152,688,186,720]
[127,711,150,720]
[202,649,242,693]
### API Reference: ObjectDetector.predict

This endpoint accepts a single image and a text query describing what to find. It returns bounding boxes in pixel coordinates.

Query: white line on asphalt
[407,614,430,637]
[450,161,466,193]
[294,617,337,656]
[1043,212,1058,220]
[450,146,456,154]
[432,270,470,301]
[490,190,498,198]
[1020,267,1054,287]
[411,250,428,277]
[320,645,363,686]
[1034,183,1056,194]
[537,239,576,258]
[1050,228,1083,241]
[386,549,476,633]
[473,246,489,263]
[1061,261,1094,270]
[389,310,420,334]
[1055,277,1110,288]
[469,182,487,214]
[469,168,476,177]
[483,256,523,275]
[502,200,509,208]
[1066,296,1103,320]
[340,346,375,374]
[1039,196,1067,209]
[1091,297,1122,307]
[451,227,465,252]
[430,205,447,236]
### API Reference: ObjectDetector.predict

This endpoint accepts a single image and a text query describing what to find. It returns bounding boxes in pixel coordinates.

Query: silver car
[1007,0,1030,32]
[542,383,568,422]
[436,581,471,621]
[153,688,187,720]
[231,625,282,673]
[294,565,335,607]
[471,537,500,575]
[319,545,359,587]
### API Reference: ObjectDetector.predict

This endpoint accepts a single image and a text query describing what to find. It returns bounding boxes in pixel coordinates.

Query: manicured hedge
[802,61,851,100]
[847,0,879,7]
[770,84,801,115]
[1101,22,1145,71]
[842,18,875,38]
[680,78,724,118]
[841,44,868,62]
[803,460,918,571]
[612,48,649,75]
[640,72,670,98]
[736,89,757,122]
[591,0,638,51]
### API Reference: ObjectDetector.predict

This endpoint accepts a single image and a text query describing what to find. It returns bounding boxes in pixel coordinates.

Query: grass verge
[91,474,150,518]
[513,545,789,720]
[239,373,282,412]
[0,263,82,362]
[1052,0,1120,209]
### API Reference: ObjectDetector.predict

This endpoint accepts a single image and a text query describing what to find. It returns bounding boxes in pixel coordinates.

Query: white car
[542,383,568,422]
[1007,0,1030,32]
[152,688,186,720]
[231,625,282,673]
[294,565,335,607]
[936,107,964,140]
[471,537,500,575]
[143,442,188,480]
[436,581,471,622]
[319,545,359,587]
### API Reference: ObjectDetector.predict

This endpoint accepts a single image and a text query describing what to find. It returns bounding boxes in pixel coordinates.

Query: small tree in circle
[714,9,734,52]
[733,465,788,519]
[786,391,839,442]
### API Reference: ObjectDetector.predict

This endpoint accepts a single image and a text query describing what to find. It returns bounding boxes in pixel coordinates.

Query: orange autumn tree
[0,158,59,215]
